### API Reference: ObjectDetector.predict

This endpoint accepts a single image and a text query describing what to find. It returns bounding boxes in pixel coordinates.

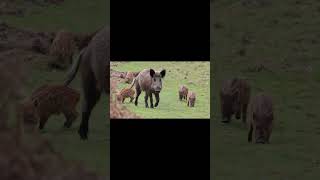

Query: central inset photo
[110,61,210,119]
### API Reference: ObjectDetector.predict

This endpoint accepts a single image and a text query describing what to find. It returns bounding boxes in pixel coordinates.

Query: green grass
[1,0,109,176]
[211,1,320,179]
[112,61,210,119]
[2,0,109,32]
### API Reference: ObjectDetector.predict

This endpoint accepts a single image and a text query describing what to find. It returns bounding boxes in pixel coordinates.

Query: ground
[211,1,320,179]
[111,61,210,119]
[0,0,109,176]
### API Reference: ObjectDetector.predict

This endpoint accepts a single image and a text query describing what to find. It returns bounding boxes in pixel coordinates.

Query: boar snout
[255,138,266,144]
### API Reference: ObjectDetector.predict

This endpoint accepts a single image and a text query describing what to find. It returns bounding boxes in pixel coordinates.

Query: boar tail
[129,78,136,89]
[64,48,85,86]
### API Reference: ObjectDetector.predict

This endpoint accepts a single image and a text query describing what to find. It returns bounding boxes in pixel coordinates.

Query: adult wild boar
[64,26,109,140]
[129,68,166,108]
[247,93,274,144]
[220,78,250,123]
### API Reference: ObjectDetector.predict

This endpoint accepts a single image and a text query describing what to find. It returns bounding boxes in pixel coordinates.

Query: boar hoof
[64,122,71,128]
[78,127,88,140]
[221,120,230,123]
[155,103,159,107]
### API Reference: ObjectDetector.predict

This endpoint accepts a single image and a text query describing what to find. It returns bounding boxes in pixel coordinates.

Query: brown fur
[220,78,251,123]
[64,26,109,140]
[247,93,274,144]
[179,85,188,101]
[125,71,139,83]
[187,91,196,107]
[24,85,80,130]
[49,30,76,69]
[130,68,166,108]
[74,30,98,51]
[116,88,135,103]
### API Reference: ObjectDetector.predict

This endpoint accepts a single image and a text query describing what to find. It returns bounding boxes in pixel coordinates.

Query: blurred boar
[179,85,188,101]
[64,26,109,140]
[129,68,166,108]
[220,78,250,123]
[187,91,196,107]
[49,30,76,69]
[248,93,274,144]
[125,71,139,83]
[23,85,80,130]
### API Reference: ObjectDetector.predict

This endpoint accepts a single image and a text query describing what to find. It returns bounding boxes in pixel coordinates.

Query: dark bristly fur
[64,26,109,140]
[220,78,251,123]
[129,68,166,108]
[248,93,274,144]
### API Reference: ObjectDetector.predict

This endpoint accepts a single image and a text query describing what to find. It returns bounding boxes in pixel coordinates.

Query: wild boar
[49,30,76,69]
[125,71,140,83]
[220,78,251,123]
[247,93,274,144]
[64,26,109,140]
[116,87,135,103]
[179,85,188,101]
[23,84,80,130]
[129,68,166,108]
[187,91,196,107]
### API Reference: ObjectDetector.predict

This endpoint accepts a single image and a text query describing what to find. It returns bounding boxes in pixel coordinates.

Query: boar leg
[134,86,141,106]
[154,93,160,107]
[242,104,248,123]
[266,124,272,144]
[63,110,77,128]
[149,93,154,108]
[79,74,101,140]
[144,92,149,108]
[248,123,253,142]
[39,115,49,130]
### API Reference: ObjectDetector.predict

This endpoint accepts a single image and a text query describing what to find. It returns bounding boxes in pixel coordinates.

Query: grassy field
[112,61,210,119]
[1,0,109,176]
[211,1,320,179]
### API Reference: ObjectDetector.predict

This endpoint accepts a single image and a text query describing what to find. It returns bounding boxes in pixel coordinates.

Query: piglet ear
[150,69,155,77]
[160,69,166,78]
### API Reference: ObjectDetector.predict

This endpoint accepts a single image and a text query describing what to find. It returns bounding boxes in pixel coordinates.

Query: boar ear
[160,69,166,78]
[150,69,155,77]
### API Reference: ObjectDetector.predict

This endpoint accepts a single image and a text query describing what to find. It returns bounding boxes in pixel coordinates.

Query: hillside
[211,1,320,179]
[0,0,109,176]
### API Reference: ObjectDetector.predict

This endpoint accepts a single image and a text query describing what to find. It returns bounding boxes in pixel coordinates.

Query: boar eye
[153,78,156,82]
